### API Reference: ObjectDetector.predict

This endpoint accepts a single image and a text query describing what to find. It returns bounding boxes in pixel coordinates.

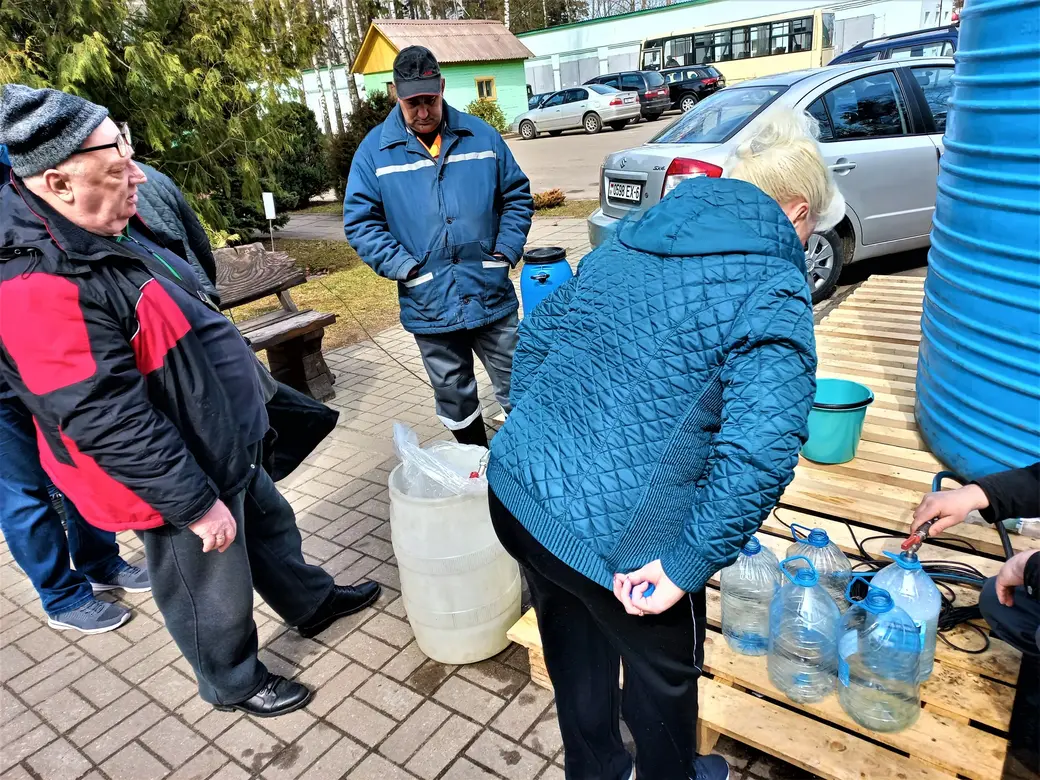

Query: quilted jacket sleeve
[343,138,422,282]
[0,273,219,529]
[510,276,578,407]
[661,279,816,593]
[492,134,533,265]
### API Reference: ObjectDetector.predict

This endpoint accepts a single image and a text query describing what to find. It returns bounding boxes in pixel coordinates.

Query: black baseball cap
[393,46,442,99]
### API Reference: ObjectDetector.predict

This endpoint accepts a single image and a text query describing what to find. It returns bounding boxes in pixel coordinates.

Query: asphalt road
[506,116,667,199]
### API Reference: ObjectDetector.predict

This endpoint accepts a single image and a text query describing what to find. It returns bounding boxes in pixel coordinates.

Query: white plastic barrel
[388,446,521,665]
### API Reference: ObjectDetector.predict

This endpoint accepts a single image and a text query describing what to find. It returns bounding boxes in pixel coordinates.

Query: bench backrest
[214,242,306,310]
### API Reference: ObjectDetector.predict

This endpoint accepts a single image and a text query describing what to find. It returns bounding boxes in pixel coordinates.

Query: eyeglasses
[70,122,133,159]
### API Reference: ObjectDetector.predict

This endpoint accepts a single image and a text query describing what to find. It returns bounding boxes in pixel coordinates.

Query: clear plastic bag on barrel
[392,423,488,499]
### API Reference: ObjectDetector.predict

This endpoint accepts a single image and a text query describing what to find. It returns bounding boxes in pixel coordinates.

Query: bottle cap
[742,538,762,556]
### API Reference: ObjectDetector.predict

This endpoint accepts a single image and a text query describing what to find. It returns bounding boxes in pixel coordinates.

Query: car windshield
[651,85,785,144]
[587,84,618,95]
[645,71,666,87]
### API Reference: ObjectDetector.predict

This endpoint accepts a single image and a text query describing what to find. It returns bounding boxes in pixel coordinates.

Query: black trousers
[980,579,1040,777]
[138,454,334,705]
[489,489,705,780]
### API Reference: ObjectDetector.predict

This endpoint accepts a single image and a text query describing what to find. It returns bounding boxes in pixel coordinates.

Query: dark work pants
[138,454,334,705]
[489,489,705,780]
[414,312,518,431]
[980,578,1040,777]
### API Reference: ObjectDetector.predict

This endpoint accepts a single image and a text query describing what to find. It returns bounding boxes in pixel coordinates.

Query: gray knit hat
[0,84,109,177]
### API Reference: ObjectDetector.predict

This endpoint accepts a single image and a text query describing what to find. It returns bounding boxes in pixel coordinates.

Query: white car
[512,85,641,139]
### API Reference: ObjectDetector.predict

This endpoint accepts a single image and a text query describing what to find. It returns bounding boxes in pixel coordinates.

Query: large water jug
[388,445,522,665]
[768,556,841,703]
[720,538,782,655]
[870,551,941,682]
[787,524,853,612]
[838,577,922,733]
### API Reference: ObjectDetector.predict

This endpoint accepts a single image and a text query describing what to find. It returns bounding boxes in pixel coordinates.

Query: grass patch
[535,199,599,219]
[227,238,399,350]
[289,201,342,216]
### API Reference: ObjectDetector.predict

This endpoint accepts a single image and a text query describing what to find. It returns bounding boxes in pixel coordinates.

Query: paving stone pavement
[0,216,819,780]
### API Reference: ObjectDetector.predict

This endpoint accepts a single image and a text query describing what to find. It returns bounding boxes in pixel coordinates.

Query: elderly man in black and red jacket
[0,85,380,717]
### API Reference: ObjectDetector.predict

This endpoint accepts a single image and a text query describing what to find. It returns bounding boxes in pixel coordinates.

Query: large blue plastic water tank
[916,0,1040,479]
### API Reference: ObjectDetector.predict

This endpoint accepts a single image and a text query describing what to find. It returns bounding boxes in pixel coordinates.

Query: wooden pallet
[506,275,1023,780]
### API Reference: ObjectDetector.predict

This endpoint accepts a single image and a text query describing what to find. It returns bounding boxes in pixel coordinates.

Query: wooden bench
[214,242,337,401]
[507,275,1030,780]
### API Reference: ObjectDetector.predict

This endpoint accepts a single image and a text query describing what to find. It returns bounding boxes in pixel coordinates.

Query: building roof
[352,19,533,74]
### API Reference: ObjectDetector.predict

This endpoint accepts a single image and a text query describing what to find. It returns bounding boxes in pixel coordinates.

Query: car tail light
[599,161,606,204]
[610,97,623,106]
[662,158,723,197]
[701,77,718,85]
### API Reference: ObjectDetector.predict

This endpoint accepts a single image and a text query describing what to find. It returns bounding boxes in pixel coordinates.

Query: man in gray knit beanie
[0,84,111,177]
[0,85,381,717]
[0,84,147,235]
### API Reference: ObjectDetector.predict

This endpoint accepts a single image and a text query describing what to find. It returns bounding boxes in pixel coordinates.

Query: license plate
[608,181,642,202]
[624,95,636,104]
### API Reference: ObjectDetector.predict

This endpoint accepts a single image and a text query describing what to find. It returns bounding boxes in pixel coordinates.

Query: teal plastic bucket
[802,378,875,464]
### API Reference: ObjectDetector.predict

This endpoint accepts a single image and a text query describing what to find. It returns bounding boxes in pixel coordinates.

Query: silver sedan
[511,85,642,140]
[588,58,953,302]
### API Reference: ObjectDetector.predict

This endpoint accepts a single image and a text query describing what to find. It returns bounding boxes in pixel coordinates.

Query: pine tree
[0,0,324,232]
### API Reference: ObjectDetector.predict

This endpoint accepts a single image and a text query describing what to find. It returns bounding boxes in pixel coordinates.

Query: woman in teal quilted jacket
[487,110,844,780]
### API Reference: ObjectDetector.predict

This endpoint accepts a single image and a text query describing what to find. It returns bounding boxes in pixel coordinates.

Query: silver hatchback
[512,84,642,139]
[588,58,953,301]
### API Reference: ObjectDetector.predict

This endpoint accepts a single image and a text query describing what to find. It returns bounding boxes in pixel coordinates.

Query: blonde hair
[725,108,845,232]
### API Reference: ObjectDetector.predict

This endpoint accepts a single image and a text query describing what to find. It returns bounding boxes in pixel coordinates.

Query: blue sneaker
[694,755,730,780]
[90,562,151,593]
[48,599,132,634]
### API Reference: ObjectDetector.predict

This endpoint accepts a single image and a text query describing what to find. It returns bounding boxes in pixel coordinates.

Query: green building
[352,19,533,124]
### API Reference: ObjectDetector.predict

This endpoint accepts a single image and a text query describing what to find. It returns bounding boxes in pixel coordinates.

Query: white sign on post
[262,192,276,251]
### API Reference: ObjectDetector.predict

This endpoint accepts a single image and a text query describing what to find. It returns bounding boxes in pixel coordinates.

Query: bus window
[665,36,692,67]
[694,33,713,64]
[822,14,835,49]
[749,25,770,58]
[771,22,790,55]
[731,28,749,59]
[791,18,812,52]
[713,29,732,62]
[642,49,662,70]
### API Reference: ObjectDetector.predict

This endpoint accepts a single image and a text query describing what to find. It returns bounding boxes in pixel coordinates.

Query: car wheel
[608,120,629,131]
[583,113,602,134]
[519,121,536,140]
[805,230,845,304]
[679,94,698,113]
[646,113,663,121]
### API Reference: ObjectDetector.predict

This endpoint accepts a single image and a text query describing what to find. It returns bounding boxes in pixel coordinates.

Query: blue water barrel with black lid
[916,0,1040,479]
[520,247,573,316]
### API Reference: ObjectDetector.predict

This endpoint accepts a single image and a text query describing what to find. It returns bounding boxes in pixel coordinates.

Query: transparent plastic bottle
[838,576,922,733]
[870,551,941,682]
[720,538,782,656]
[768,556,841,703]
[787,523,853,612]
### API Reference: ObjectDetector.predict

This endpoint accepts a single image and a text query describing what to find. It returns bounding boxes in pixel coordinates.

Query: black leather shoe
[216,674,312,718]
[297,582,381,638]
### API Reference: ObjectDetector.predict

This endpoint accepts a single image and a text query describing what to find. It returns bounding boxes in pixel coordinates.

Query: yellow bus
[640,8,835,84]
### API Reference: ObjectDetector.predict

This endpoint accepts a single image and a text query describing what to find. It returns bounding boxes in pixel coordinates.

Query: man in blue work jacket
[344,46,534,448]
